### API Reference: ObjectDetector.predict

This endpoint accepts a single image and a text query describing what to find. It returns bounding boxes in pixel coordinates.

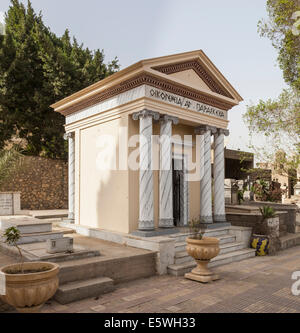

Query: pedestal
[184,259,219,283]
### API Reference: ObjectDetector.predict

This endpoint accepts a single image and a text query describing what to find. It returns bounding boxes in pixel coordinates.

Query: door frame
[172,153,189,226]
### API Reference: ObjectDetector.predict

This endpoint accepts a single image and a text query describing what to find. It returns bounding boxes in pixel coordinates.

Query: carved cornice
[58,72,235,117]
[152,59,233,99]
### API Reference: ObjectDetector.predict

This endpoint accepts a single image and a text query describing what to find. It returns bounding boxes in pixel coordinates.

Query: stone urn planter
[0,262,59,313]
[184,237,220,283]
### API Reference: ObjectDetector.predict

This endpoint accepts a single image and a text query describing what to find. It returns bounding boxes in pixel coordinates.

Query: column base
[158,218,174,228]
[132,228,179,238]
[63,218,75,224]
[200,215,213,224]
[138,220,155,231]
[206,222,231,229]
[213,214,227,223]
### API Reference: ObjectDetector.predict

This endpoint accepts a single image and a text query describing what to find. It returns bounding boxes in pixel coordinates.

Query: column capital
[63,132,74,140]
[160,114,179,125]
[217,128,230,136]
[195,125,217,135]
[132,109,160,121]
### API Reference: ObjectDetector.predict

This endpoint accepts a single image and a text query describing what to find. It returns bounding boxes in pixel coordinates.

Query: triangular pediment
[169,69,211,92]
[52,50,243,116]
[151,57,234,99]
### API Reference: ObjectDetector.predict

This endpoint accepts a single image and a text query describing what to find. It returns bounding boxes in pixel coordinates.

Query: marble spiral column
[132,110,160,231]
[213,128,229,223]
[196,125,216,224]
[64,132,75,221]
[159,115,179,228]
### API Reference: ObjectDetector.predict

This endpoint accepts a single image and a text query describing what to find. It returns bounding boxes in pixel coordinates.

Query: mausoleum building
[51,50,243,236]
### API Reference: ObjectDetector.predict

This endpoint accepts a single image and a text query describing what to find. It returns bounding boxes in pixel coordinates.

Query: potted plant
[184,217,220,283]
[251,206,279,256]
[0,227,59,313]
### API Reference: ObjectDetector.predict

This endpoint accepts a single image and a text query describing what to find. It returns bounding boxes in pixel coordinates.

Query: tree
[258,0,300,90]
[0,21,5,35]
[0,146,23,187]
[244,0,300,176]
[0,0,119,159]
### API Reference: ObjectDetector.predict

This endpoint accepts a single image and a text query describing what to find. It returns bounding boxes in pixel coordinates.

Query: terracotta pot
[185,237,220,283]
[0,262,59,313]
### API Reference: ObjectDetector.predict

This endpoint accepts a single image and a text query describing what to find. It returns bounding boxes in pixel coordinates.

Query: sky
[0,0,288,156]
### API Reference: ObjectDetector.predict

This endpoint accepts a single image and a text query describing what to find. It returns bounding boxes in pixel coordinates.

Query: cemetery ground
[2,245,300,313]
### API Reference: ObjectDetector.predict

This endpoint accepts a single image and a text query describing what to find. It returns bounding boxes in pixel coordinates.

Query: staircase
[0,216,157,305]
[167,227,256,276]
[55,252,156,304]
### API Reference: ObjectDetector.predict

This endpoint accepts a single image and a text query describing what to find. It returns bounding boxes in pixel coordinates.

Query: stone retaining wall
[227,211,288,237]
[247,201,298,233]
[0,156,68,210]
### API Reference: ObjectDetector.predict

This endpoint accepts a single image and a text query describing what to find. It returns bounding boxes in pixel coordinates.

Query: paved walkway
[2,246,300,313]
[36,245,300,313]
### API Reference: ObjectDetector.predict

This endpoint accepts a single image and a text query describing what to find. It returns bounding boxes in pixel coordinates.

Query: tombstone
[224,183,232,205]
[294,183,300,196]
[224,179,235,205]
[243,190,251,202]
[224,179,235,187]
[46,237,74,254]
[237,180,244,191]
[231,183,239,205]
[0,192,21,216]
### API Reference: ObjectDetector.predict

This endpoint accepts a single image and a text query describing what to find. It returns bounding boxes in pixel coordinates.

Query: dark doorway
[173,159,183,227]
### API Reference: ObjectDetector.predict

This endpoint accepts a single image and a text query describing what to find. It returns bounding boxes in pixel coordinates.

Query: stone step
[169,227,230,243]
[168,248,256,276]
[54,277,115,304]
[17,231,64,245]
[58,252,156,285]
[219,242,245,255]
[174,234,236,252]
[174,242,245,265]
[52,226,76,235]
[280,233,300,250]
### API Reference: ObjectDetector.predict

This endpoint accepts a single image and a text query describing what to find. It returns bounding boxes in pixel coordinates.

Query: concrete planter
[266,217,280,237]
[184,237,220,283]
[0,262,59,313]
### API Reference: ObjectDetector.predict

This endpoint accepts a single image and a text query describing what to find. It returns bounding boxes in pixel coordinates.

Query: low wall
[247,201,298,233]
[227,211,288,236]
[0,156,68,210]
